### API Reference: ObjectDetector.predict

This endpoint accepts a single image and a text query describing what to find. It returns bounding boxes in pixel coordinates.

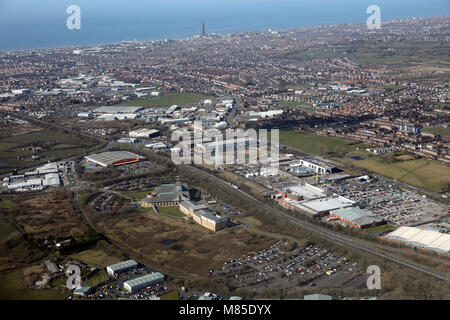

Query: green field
[365,224,395,235]
[121,190,152,200]
[119,93,210,107]
[0,199,18,209]
[0,130,99,174]
[157,206,185,218]
[84,270,109,288]
[69,248,122,269]
[0,219,15,241]
[354,157,450,193]
[278,101,315,111]
[0,270,69,300]
[423,126,450,140]
[160,290,179,300]
[277,130,356,156]
[282,40,450,69]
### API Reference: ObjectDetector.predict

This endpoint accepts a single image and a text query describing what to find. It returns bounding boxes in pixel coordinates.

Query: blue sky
[0,0,448,50]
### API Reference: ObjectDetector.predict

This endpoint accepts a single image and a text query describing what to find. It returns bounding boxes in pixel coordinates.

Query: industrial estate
[0,14,449,303]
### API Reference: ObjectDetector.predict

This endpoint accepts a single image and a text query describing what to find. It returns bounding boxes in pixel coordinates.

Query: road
[185,165,450,282]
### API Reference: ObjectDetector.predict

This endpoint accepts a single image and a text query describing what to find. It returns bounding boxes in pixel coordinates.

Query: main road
[185,165,450,282]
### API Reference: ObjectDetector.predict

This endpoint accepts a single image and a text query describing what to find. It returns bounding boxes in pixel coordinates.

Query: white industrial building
[129,128,160,138]
[248,110,283,118]
[78,112,94,118]
[106,260,138,277]
[2,162,63,191]
[145,142,169,151]
[159,117,190,126]
[297,159,336,175]
[279,183,326,201]
[94,106,144,114]
[98,113,141,121]
[195,137,258,153]
[123,272,165,292]
[294,196,356,217]
[386,227,450,254]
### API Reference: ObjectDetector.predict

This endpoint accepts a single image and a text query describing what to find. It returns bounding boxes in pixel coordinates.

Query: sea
[0,0,449,51]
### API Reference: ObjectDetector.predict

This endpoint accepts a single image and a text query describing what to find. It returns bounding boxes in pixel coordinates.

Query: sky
[0,0,448,50]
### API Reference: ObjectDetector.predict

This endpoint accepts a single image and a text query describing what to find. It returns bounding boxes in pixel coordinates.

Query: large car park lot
[211,241,367,291]
[93,266,174,300]
[335,180,448,226]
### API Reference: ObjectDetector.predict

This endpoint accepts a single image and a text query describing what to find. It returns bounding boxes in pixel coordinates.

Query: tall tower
[202,22,206,37]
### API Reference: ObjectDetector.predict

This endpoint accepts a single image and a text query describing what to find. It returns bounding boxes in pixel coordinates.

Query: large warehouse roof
[331,207,383,227]
[300,196,355,214]
[282,183,326,200]
[106,260,138,272]
[386,227,450,253]
[94,106,144,113]
[85,151,145,167]
[129,128,159,137]
[124,272,165,287]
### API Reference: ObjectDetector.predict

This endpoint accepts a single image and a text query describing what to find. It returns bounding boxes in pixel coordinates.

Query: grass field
[98,211,275,276]
[0,129,98,174]
[365,224,395,235]
[157,206,185,218]
[121,190,152,200]
[11,192,89,239]
[84,270,109,288]
[422,126,450,140]
[0,219,15,241]
[282,41,450,70]
[0,270,68,300]
[277,130,356,156]
[69,248,123,269]
[0,199,18,209]
[119,93,210,107]
[160,290,179,300]
[354,157,450,193]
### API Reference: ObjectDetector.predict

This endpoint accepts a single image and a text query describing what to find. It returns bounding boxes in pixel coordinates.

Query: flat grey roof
[106,260,138,272]
[94,106,144,113]
[124,272,165,287]
[282,183,325,200]
[180,200,208,211]
[196,209,227,223]
[331,207,382,225]
[301,196,355,213]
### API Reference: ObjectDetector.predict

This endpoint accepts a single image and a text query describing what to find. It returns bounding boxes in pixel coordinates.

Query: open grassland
[5,192,89,239]
[277,130,356,156]
[160,290,180,300]
[84,270,109,288]
[423,126,450,140]
[0,269,68,300]
[365,224,395,235]
[119,93,210,107]
[0,129,99,174]
[97,211,275,276]
[157,206,185,218]
[283,40,450,73]
[121,190,152,200]
[0,199,17,209]
[69,248,123,269]
[354,157,450,193]
[0,219,14,241]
